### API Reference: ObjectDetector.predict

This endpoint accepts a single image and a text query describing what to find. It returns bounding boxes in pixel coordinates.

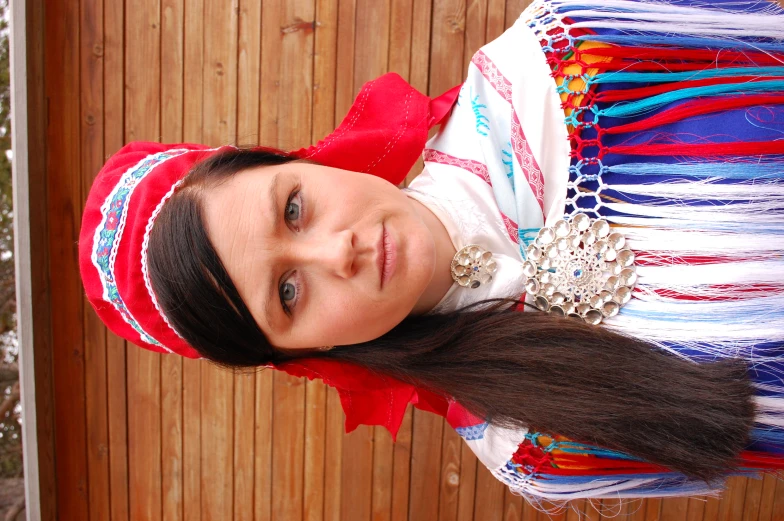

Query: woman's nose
[303,229,356,279]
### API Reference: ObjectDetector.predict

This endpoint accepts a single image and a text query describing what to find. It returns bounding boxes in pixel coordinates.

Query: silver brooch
[451,245,497,289]
[523,213,637,325]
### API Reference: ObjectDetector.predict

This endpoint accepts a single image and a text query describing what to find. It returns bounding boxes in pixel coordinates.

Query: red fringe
[580,46,784,67]
[609,140,784,157]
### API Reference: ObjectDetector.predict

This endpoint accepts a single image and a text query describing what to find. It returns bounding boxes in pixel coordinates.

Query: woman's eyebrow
[260,171,282,334]
[268,171,280,231]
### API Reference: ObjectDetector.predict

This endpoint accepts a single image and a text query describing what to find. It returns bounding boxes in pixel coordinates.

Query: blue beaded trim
[91,149,191,347]
[455,422,489,441]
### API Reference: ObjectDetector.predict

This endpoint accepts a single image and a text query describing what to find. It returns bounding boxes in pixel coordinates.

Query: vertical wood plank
[125,0,164,516]
[582,499,602,521]
[504,0,529,30]
[486,0,506,41]
[81,0,110,519]
[391,407,414,521]
[741,476,764,521]
[353,0,391,92]
[161,354,184,521]
[661,497,689,521]
[409,0,432,95]
[304,381,328,521]
[565,500,587,521]
[253,370,274,521]
[717,477,748,521]
[388,0,414,81]
[770,475,784,521]
[473,463,505,521]
[334,0,357,119]
[200,362,234,521]
[455,440,477,521]
[429,0,466,99]
[233,372,256,521]
[160,1,185,520]
[182,358,202,521]
[438,427,463,521]
[323,386,344,521]
[127,349,163,521]
[202,0,238,147]
[599,499,628,521]
[183,0,204,144]
[757,474,780,521]
[46,0,89,517]
[703,495,721,521]
[341,425,374,521]
[104,1,130,519]
[521,495,538,521]
[404,0,432,186]
[685,497,706,521]
[237,0,262,147]
[463,0,487,74]
[277,0,316,149]
[502,487,524,521]
[372,427,395,521]
[273,373,307,521]
[409,411,445,521]
[644,498,662,521]
[18,0,57,517]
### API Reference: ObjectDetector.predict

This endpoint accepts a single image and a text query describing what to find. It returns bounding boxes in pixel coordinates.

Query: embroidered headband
[78,73,461,438]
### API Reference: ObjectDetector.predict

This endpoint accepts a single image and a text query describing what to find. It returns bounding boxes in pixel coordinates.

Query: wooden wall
[33,0,784,520]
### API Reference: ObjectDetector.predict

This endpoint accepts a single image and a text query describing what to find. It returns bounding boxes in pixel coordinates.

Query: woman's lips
[379,225,397,289]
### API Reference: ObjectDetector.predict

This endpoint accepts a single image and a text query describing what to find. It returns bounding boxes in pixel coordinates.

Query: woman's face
[201,161,438,350]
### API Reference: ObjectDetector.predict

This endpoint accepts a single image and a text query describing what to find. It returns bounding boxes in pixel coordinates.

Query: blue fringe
[606,161,784,179]
[598,81,784,118]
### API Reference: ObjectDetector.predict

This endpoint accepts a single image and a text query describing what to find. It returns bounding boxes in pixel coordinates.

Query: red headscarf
[79,73,464,440]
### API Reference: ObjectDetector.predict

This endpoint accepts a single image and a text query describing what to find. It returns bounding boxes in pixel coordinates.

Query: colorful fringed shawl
[423,0,784,500]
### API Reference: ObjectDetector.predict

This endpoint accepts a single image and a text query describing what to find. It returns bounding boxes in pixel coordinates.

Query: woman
[80,0,784,501]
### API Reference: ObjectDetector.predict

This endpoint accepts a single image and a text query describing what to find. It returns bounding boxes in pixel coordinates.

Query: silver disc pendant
[451,245,497,289]
[524,214,637,325]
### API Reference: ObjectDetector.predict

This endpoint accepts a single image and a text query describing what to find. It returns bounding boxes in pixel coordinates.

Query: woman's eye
[279,275,300,314]
[285,190,302,223]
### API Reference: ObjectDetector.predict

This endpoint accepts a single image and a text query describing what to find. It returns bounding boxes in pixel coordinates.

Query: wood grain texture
[46,0,89,518]
[81,0,110,520]
[408,411,444,521]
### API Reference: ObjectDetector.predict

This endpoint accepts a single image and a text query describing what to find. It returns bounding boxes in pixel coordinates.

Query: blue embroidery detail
[518,228,540,253]
[502,142,514,181]
[93,149,189,346]
[455,422,489,441]
[470,87,490,136]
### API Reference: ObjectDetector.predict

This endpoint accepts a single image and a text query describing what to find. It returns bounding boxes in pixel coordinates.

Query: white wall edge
[10,0,42,519]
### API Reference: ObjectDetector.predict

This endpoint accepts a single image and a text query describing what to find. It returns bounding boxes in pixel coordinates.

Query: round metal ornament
[450,245,497,289]
[524,214,637,325]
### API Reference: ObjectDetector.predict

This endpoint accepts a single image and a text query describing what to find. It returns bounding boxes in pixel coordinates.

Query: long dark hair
[147,148,755,482]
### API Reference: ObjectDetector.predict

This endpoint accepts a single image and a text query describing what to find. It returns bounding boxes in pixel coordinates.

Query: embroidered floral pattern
[92,149,191,347]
